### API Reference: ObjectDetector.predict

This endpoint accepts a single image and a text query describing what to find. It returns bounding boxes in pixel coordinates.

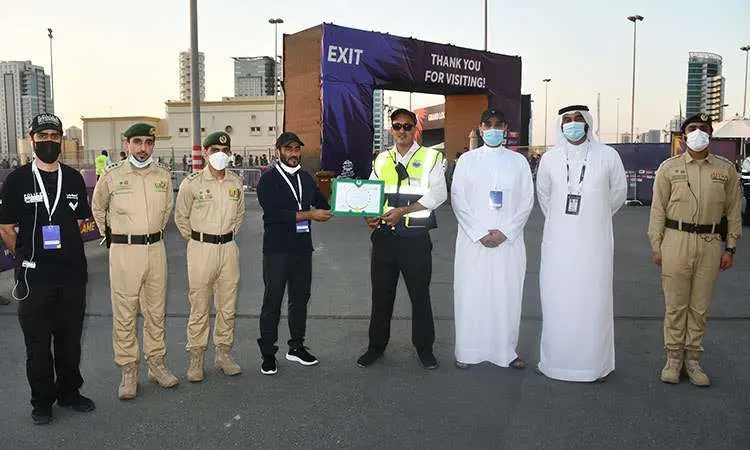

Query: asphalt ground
[0,196,748,449]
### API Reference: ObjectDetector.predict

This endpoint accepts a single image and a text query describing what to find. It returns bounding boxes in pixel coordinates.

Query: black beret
[204,131,231,148]
[681,113,712,134]
[123,122,156,139]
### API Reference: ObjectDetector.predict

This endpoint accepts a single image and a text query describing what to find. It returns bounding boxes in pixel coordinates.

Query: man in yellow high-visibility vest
[95,150,110,179]
[357,108,447,370]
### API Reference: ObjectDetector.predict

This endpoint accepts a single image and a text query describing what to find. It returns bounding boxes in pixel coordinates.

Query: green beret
[123,122,156,139]
[203,131,231,148]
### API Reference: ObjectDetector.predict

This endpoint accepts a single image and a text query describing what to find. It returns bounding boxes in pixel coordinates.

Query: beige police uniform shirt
[174,167,244,240]
[648,151,742,252]
[91,160,174,236]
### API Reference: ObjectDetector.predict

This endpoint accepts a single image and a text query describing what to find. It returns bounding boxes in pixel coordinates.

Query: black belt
[664,219,718,234]
[111,231,163,245]
[191,230,234,244]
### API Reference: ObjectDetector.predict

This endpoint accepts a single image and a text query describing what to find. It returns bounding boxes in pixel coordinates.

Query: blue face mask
[483,129,505,147]
[562,122,587,142]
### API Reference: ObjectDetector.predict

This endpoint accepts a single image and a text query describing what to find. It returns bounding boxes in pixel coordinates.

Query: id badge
[42,225,62,250]
[565,194,581,215]
[295,220,311,234]
[489,190,503,209]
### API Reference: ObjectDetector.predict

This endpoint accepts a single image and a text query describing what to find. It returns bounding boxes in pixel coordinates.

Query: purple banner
[610,143,671,205]
[321,24,522,177]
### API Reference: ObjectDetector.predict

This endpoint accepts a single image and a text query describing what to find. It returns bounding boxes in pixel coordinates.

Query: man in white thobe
[536,104,627,382]
[452,108,534,369]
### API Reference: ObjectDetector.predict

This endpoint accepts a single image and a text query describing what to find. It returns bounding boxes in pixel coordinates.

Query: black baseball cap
[390,108,417,124]
[275,132,304,149]
[28,113,63,136]
[480,108,506,124]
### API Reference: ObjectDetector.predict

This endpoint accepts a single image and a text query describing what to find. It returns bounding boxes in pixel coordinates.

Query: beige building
[80,97,284,167]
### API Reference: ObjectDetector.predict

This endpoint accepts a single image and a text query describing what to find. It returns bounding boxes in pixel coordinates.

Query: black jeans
[17,282,86,408]
[258,252,312,356]
[368,230,435,353]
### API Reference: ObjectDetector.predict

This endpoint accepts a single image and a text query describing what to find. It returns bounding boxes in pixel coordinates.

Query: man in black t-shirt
[256,132,332,375]
[0,114,95,425]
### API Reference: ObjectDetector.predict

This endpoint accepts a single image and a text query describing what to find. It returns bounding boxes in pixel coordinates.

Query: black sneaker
[357,350,383,368]
[58,394,96,413]
[31,405,53,425]
[261,356,277,375]
[286,347,319,366]
[418,350,439,370]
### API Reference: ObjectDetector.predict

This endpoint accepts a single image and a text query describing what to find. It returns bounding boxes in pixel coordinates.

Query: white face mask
[128,154,153,168]
[279,161,301,174]
[686,129,710,152]
[208,152,230,171]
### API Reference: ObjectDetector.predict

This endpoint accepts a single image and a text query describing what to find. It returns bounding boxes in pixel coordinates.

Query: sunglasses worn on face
[392,123,414,131]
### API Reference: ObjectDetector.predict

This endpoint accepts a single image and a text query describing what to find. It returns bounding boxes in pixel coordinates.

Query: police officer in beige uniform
[648,113,742,387]
[175,131,244,382]
[91,123,178,400]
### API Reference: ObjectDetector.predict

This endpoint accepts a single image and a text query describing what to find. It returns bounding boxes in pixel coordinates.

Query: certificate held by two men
[331,178,384,217]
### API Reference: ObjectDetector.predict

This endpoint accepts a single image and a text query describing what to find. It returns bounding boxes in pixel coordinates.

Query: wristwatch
[725,247,736,255]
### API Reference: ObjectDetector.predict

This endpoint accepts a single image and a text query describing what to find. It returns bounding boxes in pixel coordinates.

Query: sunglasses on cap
[392,122,414,131]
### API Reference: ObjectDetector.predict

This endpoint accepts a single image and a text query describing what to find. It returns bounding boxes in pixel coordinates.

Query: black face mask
[34,141,61,164]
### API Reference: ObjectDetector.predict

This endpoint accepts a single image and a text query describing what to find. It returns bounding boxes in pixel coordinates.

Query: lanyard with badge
[31,161,63,249]
[487,151,505,209]
[565,149,588,215]
[275,164,309,233]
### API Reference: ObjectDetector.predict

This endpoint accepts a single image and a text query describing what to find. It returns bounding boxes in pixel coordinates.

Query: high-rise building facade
[233,57,276,97]
[372,89,385,152]
[179,51,206,101]
[0,61,53,158]
[686,52,725,122]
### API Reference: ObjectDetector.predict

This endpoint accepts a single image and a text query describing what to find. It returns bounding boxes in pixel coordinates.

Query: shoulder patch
[102,160,124,174]
[185,171,202,182]
[657,154,682,170]
[156,162,171,171]
[712,154,735,167]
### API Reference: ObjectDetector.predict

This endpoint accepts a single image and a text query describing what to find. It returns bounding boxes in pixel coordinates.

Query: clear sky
[1,0,748,146]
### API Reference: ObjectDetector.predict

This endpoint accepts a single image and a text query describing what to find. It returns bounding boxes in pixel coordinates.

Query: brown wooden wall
[444,94,487,160]
[283,25,323,173]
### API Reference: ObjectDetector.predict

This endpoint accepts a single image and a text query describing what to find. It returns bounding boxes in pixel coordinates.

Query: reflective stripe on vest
[373,146,441,226]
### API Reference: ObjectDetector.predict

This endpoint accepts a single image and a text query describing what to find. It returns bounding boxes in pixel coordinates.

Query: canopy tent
[712,119,750,139]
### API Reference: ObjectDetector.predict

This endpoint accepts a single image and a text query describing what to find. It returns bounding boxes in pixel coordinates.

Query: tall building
[65,125,82,148]
[686,52,725,122]
[0,61,53,158]
[640,129,661,143]
[179,51,205,101]
[372,89,385,152]
[233,57,276,97]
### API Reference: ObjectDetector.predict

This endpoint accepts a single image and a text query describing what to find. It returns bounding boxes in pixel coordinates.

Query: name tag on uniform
[565,194,581,215]
[489,190,503,209]
[296,220,310,234]
[42,225,62,250]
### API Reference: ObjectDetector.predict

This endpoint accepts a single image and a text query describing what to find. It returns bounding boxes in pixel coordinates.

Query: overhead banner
[321,24,522,177]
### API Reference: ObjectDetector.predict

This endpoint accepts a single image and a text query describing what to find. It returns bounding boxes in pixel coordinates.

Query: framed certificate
[331,178,384,216]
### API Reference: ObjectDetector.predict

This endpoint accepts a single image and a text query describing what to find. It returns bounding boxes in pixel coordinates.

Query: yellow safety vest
[95,155,108,175]
[373,146,442,230]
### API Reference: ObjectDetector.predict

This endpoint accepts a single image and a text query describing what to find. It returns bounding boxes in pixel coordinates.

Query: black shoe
[31,406,53,425]
[357,350,383,368]
[418,350,439,370]
[286,347,319,366]
[261,356,277,375]
[57,394,96,413]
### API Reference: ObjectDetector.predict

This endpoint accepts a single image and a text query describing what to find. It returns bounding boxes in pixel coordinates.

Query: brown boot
[147,357,180,388]
[660,350,683,384]
[186,348,205,383]
[118,362,139,400]
[215,345,241,376]
[684,351,710,387]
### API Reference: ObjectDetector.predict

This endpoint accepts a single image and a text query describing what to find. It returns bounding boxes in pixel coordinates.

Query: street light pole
[626,14,644,206]
[483,0,488,51]
[741,45,750,118]
[47,28,54,106]
[542,78,551,148]
[616,97,620,143]
[269,18,284,137]
[190,0,202,171]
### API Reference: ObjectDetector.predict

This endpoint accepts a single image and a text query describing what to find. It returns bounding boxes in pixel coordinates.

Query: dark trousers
[17,282,86,408]
[258,252,312,356]
[368,230,434,353]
